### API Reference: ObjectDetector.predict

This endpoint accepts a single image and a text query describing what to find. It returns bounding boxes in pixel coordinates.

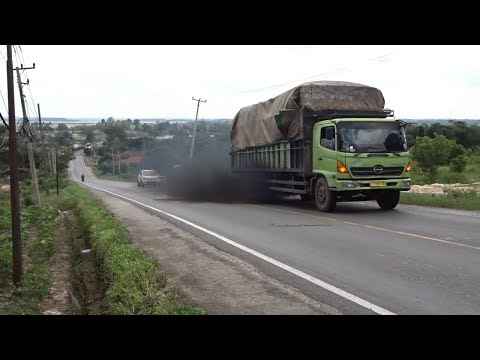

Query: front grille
[350,166,404,177]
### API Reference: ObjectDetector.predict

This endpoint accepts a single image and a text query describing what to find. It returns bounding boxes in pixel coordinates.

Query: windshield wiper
[368,146,385,151]
[367,146,403,156]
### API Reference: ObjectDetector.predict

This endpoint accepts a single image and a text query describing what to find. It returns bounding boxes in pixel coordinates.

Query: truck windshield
[337,121,407,153]
[143,170,158,176]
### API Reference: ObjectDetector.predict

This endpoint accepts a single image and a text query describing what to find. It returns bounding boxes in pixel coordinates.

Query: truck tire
[377,190,400,210]
[300,194,314,201]
[315,177,336,212]
[137,182,140,187]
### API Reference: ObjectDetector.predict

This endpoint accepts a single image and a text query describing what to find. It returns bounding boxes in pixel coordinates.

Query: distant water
[40,118,231,124]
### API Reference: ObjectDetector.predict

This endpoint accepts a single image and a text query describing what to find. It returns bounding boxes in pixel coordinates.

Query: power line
[24,95,38,124]
[0,48,9,113]
[17,45,26,67]
[0,128,7,148]
[26,83,39,119]
[240,53,393,94]
[0,87,8,114]
[13,45,21,68]
[12,45,40,122]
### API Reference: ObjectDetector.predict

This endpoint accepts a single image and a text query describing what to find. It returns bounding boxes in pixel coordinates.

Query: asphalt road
[70,153,480,314]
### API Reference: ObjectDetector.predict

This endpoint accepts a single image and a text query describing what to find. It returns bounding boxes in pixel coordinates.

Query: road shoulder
[89,188,340,315]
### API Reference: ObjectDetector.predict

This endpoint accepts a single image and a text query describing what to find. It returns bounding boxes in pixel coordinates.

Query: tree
[411,134,455,180]
[134,119,140,131]
[54,130,73,147]
[104,123,127,143]
[450,155,467,173]
[57,123,68,131]
[86,129,95,143]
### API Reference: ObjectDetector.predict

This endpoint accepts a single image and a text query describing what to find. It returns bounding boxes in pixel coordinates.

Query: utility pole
[112,145,115,174]
[37,103,49,195]
[55,146,59,196]
[7,45,22,285]
[118,146,121,174]
[142,138,146,170]
[51,148,56,175]
[15,64,40,205]
[189,97,206,161]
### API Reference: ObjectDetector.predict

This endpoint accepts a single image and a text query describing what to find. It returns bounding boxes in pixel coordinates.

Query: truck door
[313,124,339,182]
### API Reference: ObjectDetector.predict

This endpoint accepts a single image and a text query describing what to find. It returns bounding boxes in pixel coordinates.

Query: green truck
[230,81,412,212]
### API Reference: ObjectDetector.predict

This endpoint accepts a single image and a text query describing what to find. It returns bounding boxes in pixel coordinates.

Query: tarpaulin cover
[230,81,385,151]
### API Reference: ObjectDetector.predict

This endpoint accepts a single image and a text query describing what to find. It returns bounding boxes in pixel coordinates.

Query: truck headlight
[341,182,360,188]
[401,180,411,187]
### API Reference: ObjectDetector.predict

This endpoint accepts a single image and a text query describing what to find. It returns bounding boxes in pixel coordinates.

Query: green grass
[5,204,59,314]
[0,191,11,233]
[0,191,12,286]
[59,181,204,315]
[400,189,480,210]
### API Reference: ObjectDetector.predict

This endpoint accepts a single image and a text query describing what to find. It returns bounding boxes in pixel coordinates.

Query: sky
[1,45,480,120]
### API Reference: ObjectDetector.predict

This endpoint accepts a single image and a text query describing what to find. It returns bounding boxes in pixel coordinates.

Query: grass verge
[5,204,59,314]
[400,189,480,211]
[59,180,204,314]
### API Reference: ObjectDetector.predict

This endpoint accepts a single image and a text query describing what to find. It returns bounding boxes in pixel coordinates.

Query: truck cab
[312,117,412,211]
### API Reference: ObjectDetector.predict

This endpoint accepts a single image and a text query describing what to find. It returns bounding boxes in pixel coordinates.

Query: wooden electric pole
[189,97,206,161]
[55,145,59,196]
[118,147,121,174]
[15,64,40,205]
[6,45,23,285]
[37,103,49,195]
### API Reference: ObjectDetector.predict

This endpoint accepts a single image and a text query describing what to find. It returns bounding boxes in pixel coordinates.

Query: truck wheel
[315,177,336,212]
[300,194,314,201]
[137,182,140,187]
[377,190,400,210]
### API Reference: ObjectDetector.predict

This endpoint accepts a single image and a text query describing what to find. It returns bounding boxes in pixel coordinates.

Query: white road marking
[72,171,395,315]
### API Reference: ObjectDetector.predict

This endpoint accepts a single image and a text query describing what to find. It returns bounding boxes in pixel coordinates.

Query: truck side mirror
[326,127,333,140]
[418,126,425,137]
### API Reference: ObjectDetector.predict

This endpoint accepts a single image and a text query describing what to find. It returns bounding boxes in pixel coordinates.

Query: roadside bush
[450,155,468,173]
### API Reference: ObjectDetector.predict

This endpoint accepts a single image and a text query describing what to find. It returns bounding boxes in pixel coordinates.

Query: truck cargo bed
[231,140,307,173]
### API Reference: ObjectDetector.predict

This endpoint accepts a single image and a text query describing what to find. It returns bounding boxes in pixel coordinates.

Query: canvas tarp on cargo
[230,81,385,151]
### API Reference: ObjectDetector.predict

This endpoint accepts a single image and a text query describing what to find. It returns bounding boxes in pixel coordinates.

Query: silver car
[137,169,165,187]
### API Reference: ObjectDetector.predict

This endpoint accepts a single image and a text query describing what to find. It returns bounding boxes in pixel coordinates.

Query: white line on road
[75,176,395,315]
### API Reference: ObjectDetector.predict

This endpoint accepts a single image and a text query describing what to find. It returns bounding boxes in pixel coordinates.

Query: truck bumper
[335,178,412,191]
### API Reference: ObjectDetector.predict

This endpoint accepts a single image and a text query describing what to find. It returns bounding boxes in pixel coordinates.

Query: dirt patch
[122,151,142,165]
[39,212,76,315]
[409,182,480,194]
[39,211,105,315]
[90,188,340,315]
[77,251,104,315]
[71,217,105,315]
